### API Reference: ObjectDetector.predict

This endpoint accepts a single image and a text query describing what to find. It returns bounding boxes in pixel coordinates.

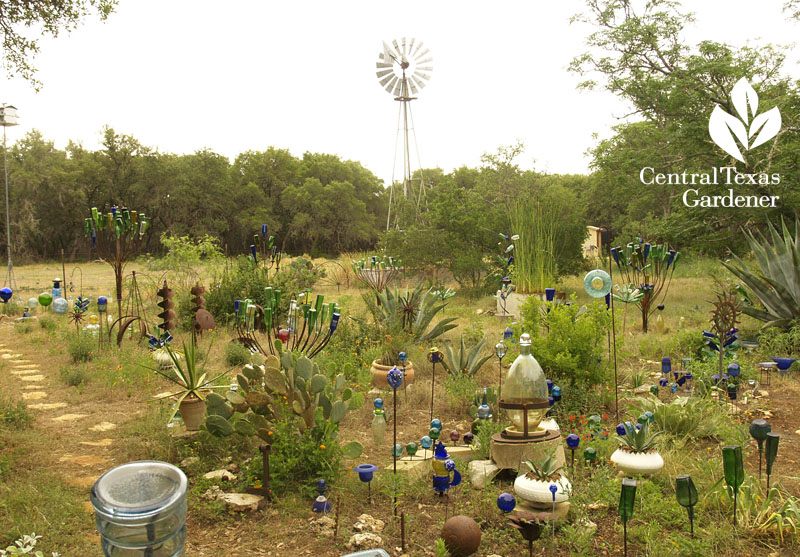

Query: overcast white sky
[3,0,799,183]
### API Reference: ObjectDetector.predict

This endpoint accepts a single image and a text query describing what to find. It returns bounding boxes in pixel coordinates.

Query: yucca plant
[523,450,564,481]
[722,218,800,329]
[442,334,492,377]
[150,338,229,422]
[619,420,662,453]
[371,284,458,342]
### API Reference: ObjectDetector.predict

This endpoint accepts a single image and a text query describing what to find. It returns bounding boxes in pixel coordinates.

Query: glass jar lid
[91,461,187,522]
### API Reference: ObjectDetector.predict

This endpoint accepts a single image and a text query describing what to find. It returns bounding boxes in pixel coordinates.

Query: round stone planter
[179,395,207,431]
[513,473,571,505]
[370,360,415,388]
[609,448,664,475]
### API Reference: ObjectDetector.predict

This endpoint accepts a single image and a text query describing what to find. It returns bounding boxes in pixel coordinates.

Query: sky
[3,0,799,184]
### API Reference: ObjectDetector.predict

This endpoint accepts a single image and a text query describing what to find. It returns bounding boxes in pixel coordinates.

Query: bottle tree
[84,207,150,324]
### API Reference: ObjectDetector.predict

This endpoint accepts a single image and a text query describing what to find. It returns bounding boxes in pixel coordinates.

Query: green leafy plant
[442,334,492,377]
[0,396,33,430]
[1,533,60,557]
[67,331,95,363]
[224,342,252,367]
[722,218,800,329]
[150,339,228,422]
[523,449,564,481]
[509,198,557,293]
[618,420,662,453]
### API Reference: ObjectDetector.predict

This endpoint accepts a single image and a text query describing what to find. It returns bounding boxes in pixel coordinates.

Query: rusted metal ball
[441,515,481,556]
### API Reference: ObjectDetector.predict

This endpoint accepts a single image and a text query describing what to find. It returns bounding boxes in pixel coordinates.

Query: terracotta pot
[179,395,207,431]
[513,473,571,505]
[610,448,664,475]
[370,360,415,388]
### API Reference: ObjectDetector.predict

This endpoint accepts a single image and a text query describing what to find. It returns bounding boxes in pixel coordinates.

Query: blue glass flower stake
[495,341,507,404]
[566,433,579,469]
[387,365,403,517]
[312,479,331,513]
[354,464,378,504]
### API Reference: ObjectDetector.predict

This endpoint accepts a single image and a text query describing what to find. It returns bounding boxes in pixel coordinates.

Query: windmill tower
[376,38,432,230]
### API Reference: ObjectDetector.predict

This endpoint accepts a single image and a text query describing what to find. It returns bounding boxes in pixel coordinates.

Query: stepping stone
[1,353,22,359]
[53,413,88,422]
[59,454,109,467]
[219,493,265,512]
[22,385,42,390]
[29,402,68,410]
[66,475,98,489]
[0,348,12,353]
[22,391,47,400]
[21,375,45,381]
[12,369,41,375]
[14,364,40,369]
[14,360,33,363]
[89,422,116,432]
[80,439,113,447]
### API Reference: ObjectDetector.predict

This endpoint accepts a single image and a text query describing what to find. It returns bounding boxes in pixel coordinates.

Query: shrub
[0,397,33,430]
[67,331,95,363]
[224,342,251,367]
[145,233,223,271]
[38,316,58,332]
[60,366,89,387]
[517,294,613,391]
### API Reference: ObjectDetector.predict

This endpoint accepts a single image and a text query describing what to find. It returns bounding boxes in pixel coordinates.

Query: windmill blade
[415,72,432,82]
[392,79,404,96]
[412,71,431,83]
[408,79,418,95]
[376,68,393,79]
[392,39,400,53]
[412,40,424,57]
[417,57,433,65]
[376,61,393,69]
[382,41,395,64]
[379,73,394,87]
[385,75,399,93]
[401,37,407,57]
[407,37,416,57]
[415,48,430,60]
[409,76,424,90]
[416,66,433,72]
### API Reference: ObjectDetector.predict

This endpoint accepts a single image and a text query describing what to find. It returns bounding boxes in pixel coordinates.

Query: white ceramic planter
[610,448,664,475]
[153,349,181,370]
[514,474,571,505]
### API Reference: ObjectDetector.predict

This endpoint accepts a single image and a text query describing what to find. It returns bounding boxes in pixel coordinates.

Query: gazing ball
[650,385,659,395]
[398,351,407,362]
[584,447,598,462]
[566,433,580,448]
[420,435,432,449]
[450,430,460,443]
[659,377,668,387]
[637,414,649,425]
[497,492,516,513]
[373,398,383,410]
[441,515,481,557]
[387,366,403,389]
[644,411,654,423]
[0,287,12,302]
[38,292,52,307]
[27,297,39,309]
[52,297,68,314]
[445,459,456,472]
[278,328,290,342]
[429,428,441,440]
[431,418,443,431]
[727,363,740,377]
[616,423,627,436]
[392,444,403,457]
[406,442,418,456]
[463,432,475,445]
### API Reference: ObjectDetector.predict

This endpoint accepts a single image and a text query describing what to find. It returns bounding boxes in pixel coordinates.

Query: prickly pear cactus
[203,351,364,456]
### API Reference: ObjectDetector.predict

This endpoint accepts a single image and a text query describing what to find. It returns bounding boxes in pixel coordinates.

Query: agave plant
[442,335,492,377]
[722,219,800,329]
[523,449,564,481]
[371,283,458,342]
[619,420,662,453]
[150,338,229,422]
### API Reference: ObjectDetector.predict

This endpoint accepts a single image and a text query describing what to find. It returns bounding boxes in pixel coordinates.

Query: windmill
[376,38,432,229]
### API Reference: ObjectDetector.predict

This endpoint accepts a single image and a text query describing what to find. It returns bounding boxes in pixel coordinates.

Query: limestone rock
[353,514,385,533]
[345,532,383,551]
[576,518,597,536]
[181,456,200,468]
[468,459,500,489]
[203,485,223,500]
[203,469,235,482]
[219,493,264,512]
[309,515,336,537]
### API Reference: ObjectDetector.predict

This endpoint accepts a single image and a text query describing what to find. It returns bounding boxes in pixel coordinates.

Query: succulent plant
[443,334,493,377]
[204,350,364,458]
[523,449,563,481]
[618,419,662,453]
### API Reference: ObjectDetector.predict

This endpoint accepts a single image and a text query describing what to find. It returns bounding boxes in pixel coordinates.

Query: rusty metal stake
[334,498,341,538]
[401,511,406,552]
[259,444,272,500]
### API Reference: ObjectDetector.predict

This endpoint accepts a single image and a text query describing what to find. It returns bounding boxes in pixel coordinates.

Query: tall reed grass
[509,199,558,293]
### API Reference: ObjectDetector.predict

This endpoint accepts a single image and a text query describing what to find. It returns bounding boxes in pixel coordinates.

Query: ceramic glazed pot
[513,473,571,505]
[771,357,797,371]
[179,396,207,431]
[610,448,664,475]
[370,360,415,388]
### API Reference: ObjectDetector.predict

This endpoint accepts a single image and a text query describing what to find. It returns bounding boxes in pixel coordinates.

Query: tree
[0,0,117,87]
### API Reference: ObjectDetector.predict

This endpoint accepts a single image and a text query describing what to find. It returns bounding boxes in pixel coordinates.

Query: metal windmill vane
[376,38,433,227]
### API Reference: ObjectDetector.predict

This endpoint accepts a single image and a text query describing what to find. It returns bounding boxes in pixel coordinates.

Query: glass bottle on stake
[503,333,548,435]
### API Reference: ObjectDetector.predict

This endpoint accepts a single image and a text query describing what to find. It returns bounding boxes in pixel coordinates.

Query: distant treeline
[1,127,389,261]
